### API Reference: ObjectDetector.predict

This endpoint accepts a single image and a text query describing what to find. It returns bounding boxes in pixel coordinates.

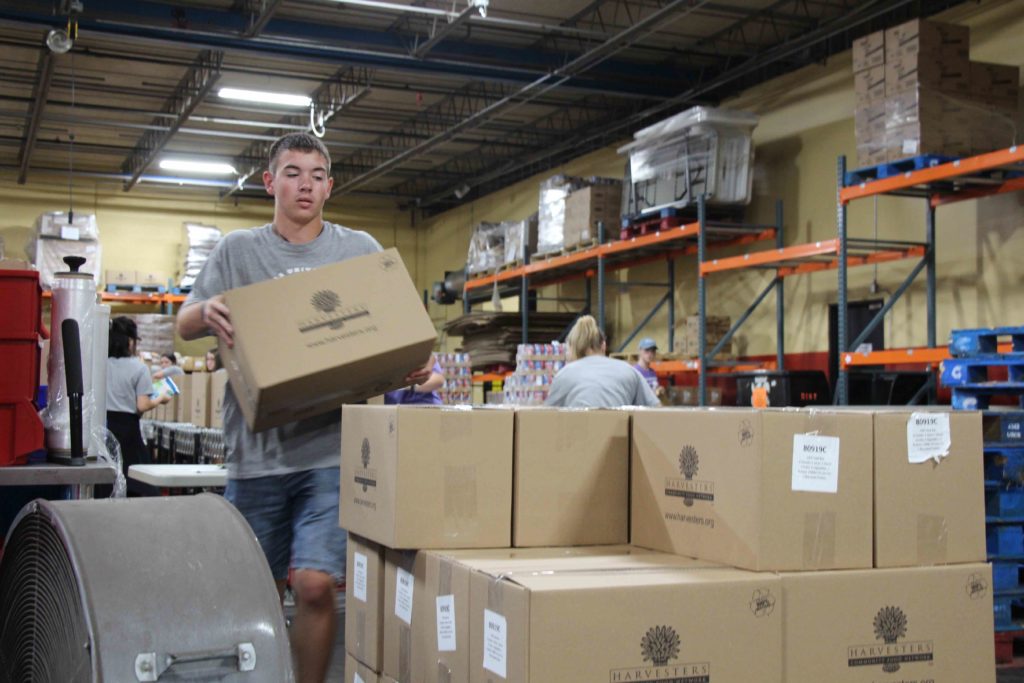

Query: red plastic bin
[0,339,41,402]
[0,399,43,466]
[0,268,42,340]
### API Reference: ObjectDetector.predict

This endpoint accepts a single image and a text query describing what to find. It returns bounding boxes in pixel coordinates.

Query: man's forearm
[176,302,209,341]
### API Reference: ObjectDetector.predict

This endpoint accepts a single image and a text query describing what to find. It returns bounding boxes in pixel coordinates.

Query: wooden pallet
[531,240,600,262]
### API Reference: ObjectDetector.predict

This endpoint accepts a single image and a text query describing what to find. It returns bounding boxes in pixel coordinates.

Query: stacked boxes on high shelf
[338,404,995,683]
[501,343,566,406]
[675,314,732,358]
[435,352,472,405]
[852,19,1019,168]
[940,326,1024,661]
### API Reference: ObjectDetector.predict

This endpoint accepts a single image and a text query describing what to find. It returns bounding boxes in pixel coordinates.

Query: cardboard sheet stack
[339,405,994,683]
[442,312,577,370]
[852,18,1019,168]
[29,211,102,288]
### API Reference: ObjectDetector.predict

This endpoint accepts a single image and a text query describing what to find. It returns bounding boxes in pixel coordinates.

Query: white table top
[128,464,228,488]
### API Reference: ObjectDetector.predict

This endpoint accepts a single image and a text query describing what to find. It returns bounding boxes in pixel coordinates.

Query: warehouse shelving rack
[696,192,926,406]
[43,290,187,315]
[835,145,1024,404]
[461,205,780,393]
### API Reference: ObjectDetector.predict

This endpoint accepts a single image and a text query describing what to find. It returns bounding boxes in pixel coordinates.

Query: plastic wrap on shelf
[179,222,222,288]
[503,214,538,266]
[29,238,102,289]
[617,106,758,217]
[503,343,567,406]
[36,211,100,241]
[536,175,586,255]
[122,313,176,357]
[466,222,507,275]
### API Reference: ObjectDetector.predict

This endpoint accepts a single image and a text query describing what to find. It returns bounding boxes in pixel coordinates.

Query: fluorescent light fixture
[159,159,237,175]
[218,87,312,107]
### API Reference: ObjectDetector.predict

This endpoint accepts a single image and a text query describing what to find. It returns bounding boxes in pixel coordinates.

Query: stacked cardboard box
[853,19,1020,167]
[677,314,731,358]
[562,182,622,250]
[340,406,994,682]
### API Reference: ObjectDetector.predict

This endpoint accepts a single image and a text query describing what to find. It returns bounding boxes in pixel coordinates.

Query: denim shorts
[225,467,347,582]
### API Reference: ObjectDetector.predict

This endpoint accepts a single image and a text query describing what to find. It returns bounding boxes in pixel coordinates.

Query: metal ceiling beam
[223,64,375,199]
[416,0,945,209]
[244,0,284,38]
[120,50,223,190]
[331,0,713,196]
[0,3,682,98]
[411,5,476,59]
[16,42,53,184]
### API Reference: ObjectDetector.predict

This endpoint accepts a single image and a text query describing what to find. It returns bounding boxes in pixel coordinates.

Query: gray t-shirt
[545,355,661,408]
[184,222,383,479]
[106,357,152,414]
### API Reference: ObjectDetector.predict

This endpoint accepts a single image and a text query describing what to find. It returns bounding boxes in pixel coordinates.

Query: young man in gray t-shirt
[177,133,427,683]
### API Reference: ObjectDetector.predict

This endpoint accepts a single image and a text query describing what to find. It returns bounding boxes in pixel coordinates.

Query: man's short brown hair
[268,132,331,174]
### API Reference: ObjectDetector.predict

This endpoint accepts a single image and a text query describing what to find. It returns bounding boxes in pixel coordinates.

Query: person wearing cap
[633,338,661,393]
[545,315,660,408]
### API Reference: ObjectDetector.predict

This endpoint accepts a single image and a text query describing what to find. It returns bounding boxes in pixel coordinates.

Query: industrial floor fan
[0,494,294,682]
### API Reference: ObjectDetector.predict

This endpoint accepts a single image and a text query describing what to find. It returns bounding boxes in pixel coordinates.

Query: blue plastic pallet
[994,562,1024,592]
[953,388,1024,411]
[950,326,1024,358]
[985,412,1024,446]
[995,596,1024,630]
[986,449,1024,484]
[941,357,1024,387]
[844,154,957,185]
[988,488,1024,517]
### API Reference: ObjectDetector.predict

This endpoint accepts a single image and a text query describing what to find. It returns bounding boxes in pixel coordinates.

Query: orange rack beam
[700,239,925,276]
[653,360,776,374]
[841,342,1014,368]
[840,145,1024,204]
[464,222,776,291]
[473,372,510,384]
[43,290,187,305]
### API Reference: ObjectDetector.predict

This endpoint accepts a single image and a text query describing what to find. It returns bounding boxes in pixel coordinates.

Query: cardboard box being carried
[873,410,986,568]
[631,408,874,571]
[220,249,436,432]
[782,564,994,682]
[469,562,782,683]
[340,405,514,549]
[512,408,629,547]
[208,369,228,428]
[346,532,386,673]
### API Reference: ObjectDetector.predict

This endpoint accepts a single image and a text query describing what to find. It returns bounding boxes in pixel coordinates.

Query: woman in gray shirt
[545,315,660,408]
[106,316,168,495]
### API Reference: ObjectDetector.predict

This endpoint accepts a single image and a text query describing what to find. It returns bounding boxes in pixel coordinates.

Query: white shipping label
[482,609,508,679]
[353,552,368,603]
[61,226,80,240]
[907,412,951,463]
[791,433,840,493]
[395,568,414,625]
[354,672,364,683]
[436,594,457,652]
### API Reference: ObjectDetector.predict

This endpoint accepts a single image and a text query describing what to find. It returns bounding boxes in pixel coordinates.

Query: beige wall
[420,0,1024,355]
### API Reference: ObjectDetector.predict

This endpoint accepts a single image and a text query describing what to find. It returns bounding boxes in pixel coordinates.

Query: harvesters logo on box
[665,445,714,507]
[378,253,398,271]
[298,289,371,334]
[847,606,933,673]
[354,437,377,493]
[749,589,776,618]
[609,626,710,683]
[966,573,989,600]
